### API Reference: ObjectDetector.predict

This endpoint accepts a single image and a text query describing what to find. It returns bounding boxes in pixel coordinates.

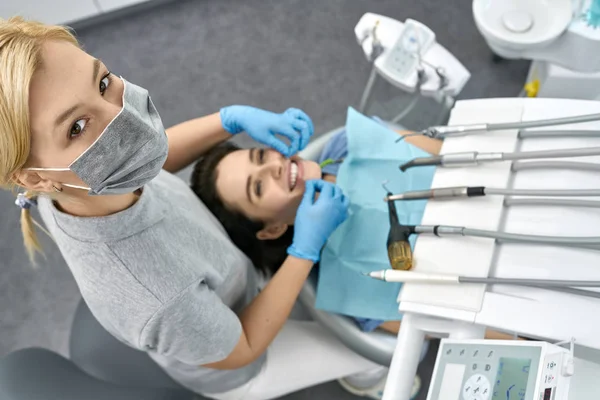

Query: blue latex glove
[220,105,314,157]
[287,180,349,263]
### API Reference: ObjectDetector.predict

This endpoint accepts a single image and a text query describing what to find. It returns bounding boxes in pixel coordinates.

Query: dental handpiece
[421,112,600,139]
[410,224,600,245]
[364,270,600,299]
[386,192,414,271]
[385,186,600,202]
[384,186,485,201]
[399,146,600,171]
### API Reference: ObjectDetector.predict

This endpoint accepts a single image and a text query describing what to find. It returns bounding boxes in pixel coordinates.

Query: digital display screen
[492,357,531,400]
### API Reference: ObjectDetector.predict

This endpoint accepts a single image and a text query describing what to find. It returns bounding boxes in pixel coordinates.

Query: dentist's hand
[220,105,314,157]
[287,180,349,263]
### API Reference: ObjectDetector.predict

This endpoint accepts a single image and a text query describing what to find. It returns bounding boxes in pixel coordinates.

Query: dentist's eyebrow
[92,58,100,85]
[55,103,81,128]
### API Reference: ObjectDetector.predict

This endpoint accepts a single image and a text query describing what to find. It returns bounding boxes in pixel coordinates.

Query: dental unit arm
[354,13,470,118]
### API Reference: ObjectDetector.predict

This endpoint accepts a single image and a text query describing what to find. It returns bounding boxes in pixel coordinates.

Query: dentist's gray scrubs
[38,170,262,395]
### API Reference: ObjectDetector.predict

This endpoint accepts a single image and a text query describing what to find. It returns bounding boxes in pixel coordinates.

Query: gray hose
[463,227,600,245]
[505,198,600,208]
[489,113,600,131]
[391,94,420,124]
[519,130,600,138]
[460,277,600,287]
[524,285,600,299]
[496,239,600,252]
[512,161,600,172]
[486,188,600,196]
[500,284,600,299]
[501,146,600,161]
[392,70,426,127]
[413,225,600,245]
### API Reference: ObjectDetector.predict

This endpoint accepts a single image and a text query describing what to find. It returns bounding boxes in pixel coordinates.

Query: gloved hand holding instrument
[220,105,314,157]
[288,180,350,263]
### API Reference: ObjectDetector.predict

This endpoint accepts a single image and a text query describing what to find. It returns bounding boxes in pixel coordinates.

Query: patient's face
[215,148,322,230]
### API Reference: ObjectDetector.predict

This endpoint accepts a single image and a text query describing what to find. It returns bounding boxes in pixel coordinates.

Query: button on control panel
[463,374,491,400]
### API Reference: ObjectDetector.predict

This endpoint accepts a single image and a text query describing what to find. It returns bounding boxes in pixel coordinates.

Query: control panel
[354,13,472,96]
[427,340,572,400]
[381,19,436,81]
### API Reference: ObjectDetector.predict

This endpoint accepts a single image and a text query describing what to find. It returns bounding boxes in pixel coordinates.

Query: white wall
[1,0,152,25]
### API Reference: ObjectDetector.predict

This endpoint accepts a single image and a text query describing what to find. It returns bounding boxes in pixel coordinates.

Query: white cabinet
[96,0,151,13]
[0,0,99,25]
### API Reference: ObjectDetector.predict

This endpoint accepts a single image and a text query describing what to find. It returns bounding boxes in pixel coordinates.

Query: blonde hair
[0,17,80,263]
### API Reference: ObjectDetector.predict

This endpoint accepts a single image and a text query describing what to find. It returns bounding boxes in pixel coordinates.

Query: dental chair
[0,127,399,400]
[297,126,399,367]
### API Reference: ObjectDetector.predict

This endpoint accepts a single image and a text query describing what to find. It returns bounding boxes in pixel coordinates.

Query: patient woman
[191,120,442,334]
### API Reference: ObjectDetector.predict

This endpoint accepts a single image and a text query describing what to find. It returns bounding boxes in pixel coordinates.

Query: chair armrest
[299,279,396,366]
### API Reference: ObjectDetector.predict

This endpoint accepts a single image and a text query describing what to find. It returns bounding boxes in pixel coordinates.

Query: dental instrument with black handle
[408,224,600,246]
[384,187,600,202]
[363,270,600,299]
[382,182,415,271]
[399,146,600,171]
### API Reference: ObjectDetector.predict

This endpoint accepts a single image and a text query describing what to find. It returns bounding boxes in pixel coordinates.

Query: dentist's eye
[69,119,87,139]
[99,72,111,95]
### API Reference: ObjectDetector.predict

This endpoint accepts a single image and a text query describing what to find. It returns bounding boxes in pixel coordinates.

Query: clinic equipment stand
[383,313,487,400]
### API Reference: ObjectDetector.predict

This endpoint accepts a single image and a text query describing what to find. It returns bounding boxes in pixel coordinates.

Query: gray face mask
[28,78,168,196]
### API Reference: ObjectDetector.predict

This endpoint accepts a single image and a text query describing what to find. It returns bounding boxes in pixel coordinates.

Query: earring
[52,185,63,193]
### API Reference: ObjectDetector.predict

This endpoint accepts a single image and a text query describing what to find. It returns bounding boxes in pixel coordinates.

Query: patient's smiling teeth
[289,162,298,190]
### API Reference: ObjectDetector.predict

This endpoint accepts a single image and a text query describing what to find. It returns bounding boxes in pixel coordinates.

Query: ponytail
[16,191,51,265]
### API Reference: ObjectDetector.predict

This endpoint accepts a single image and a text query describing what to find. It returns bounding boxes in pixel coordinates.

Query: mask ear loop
[25,168,91,192]
[59,183,90,191]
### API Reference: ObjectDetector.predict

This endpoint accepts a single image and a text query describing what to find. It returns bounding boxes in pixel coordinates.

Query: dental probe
[399,146,600,171]
[420,112,600,139]
[363,270,600,299]
[385,187,600,201]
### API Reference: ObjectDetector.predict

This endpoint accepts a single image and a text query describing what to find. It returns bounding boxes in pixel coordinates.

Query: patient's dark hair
[191,142,294,276]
